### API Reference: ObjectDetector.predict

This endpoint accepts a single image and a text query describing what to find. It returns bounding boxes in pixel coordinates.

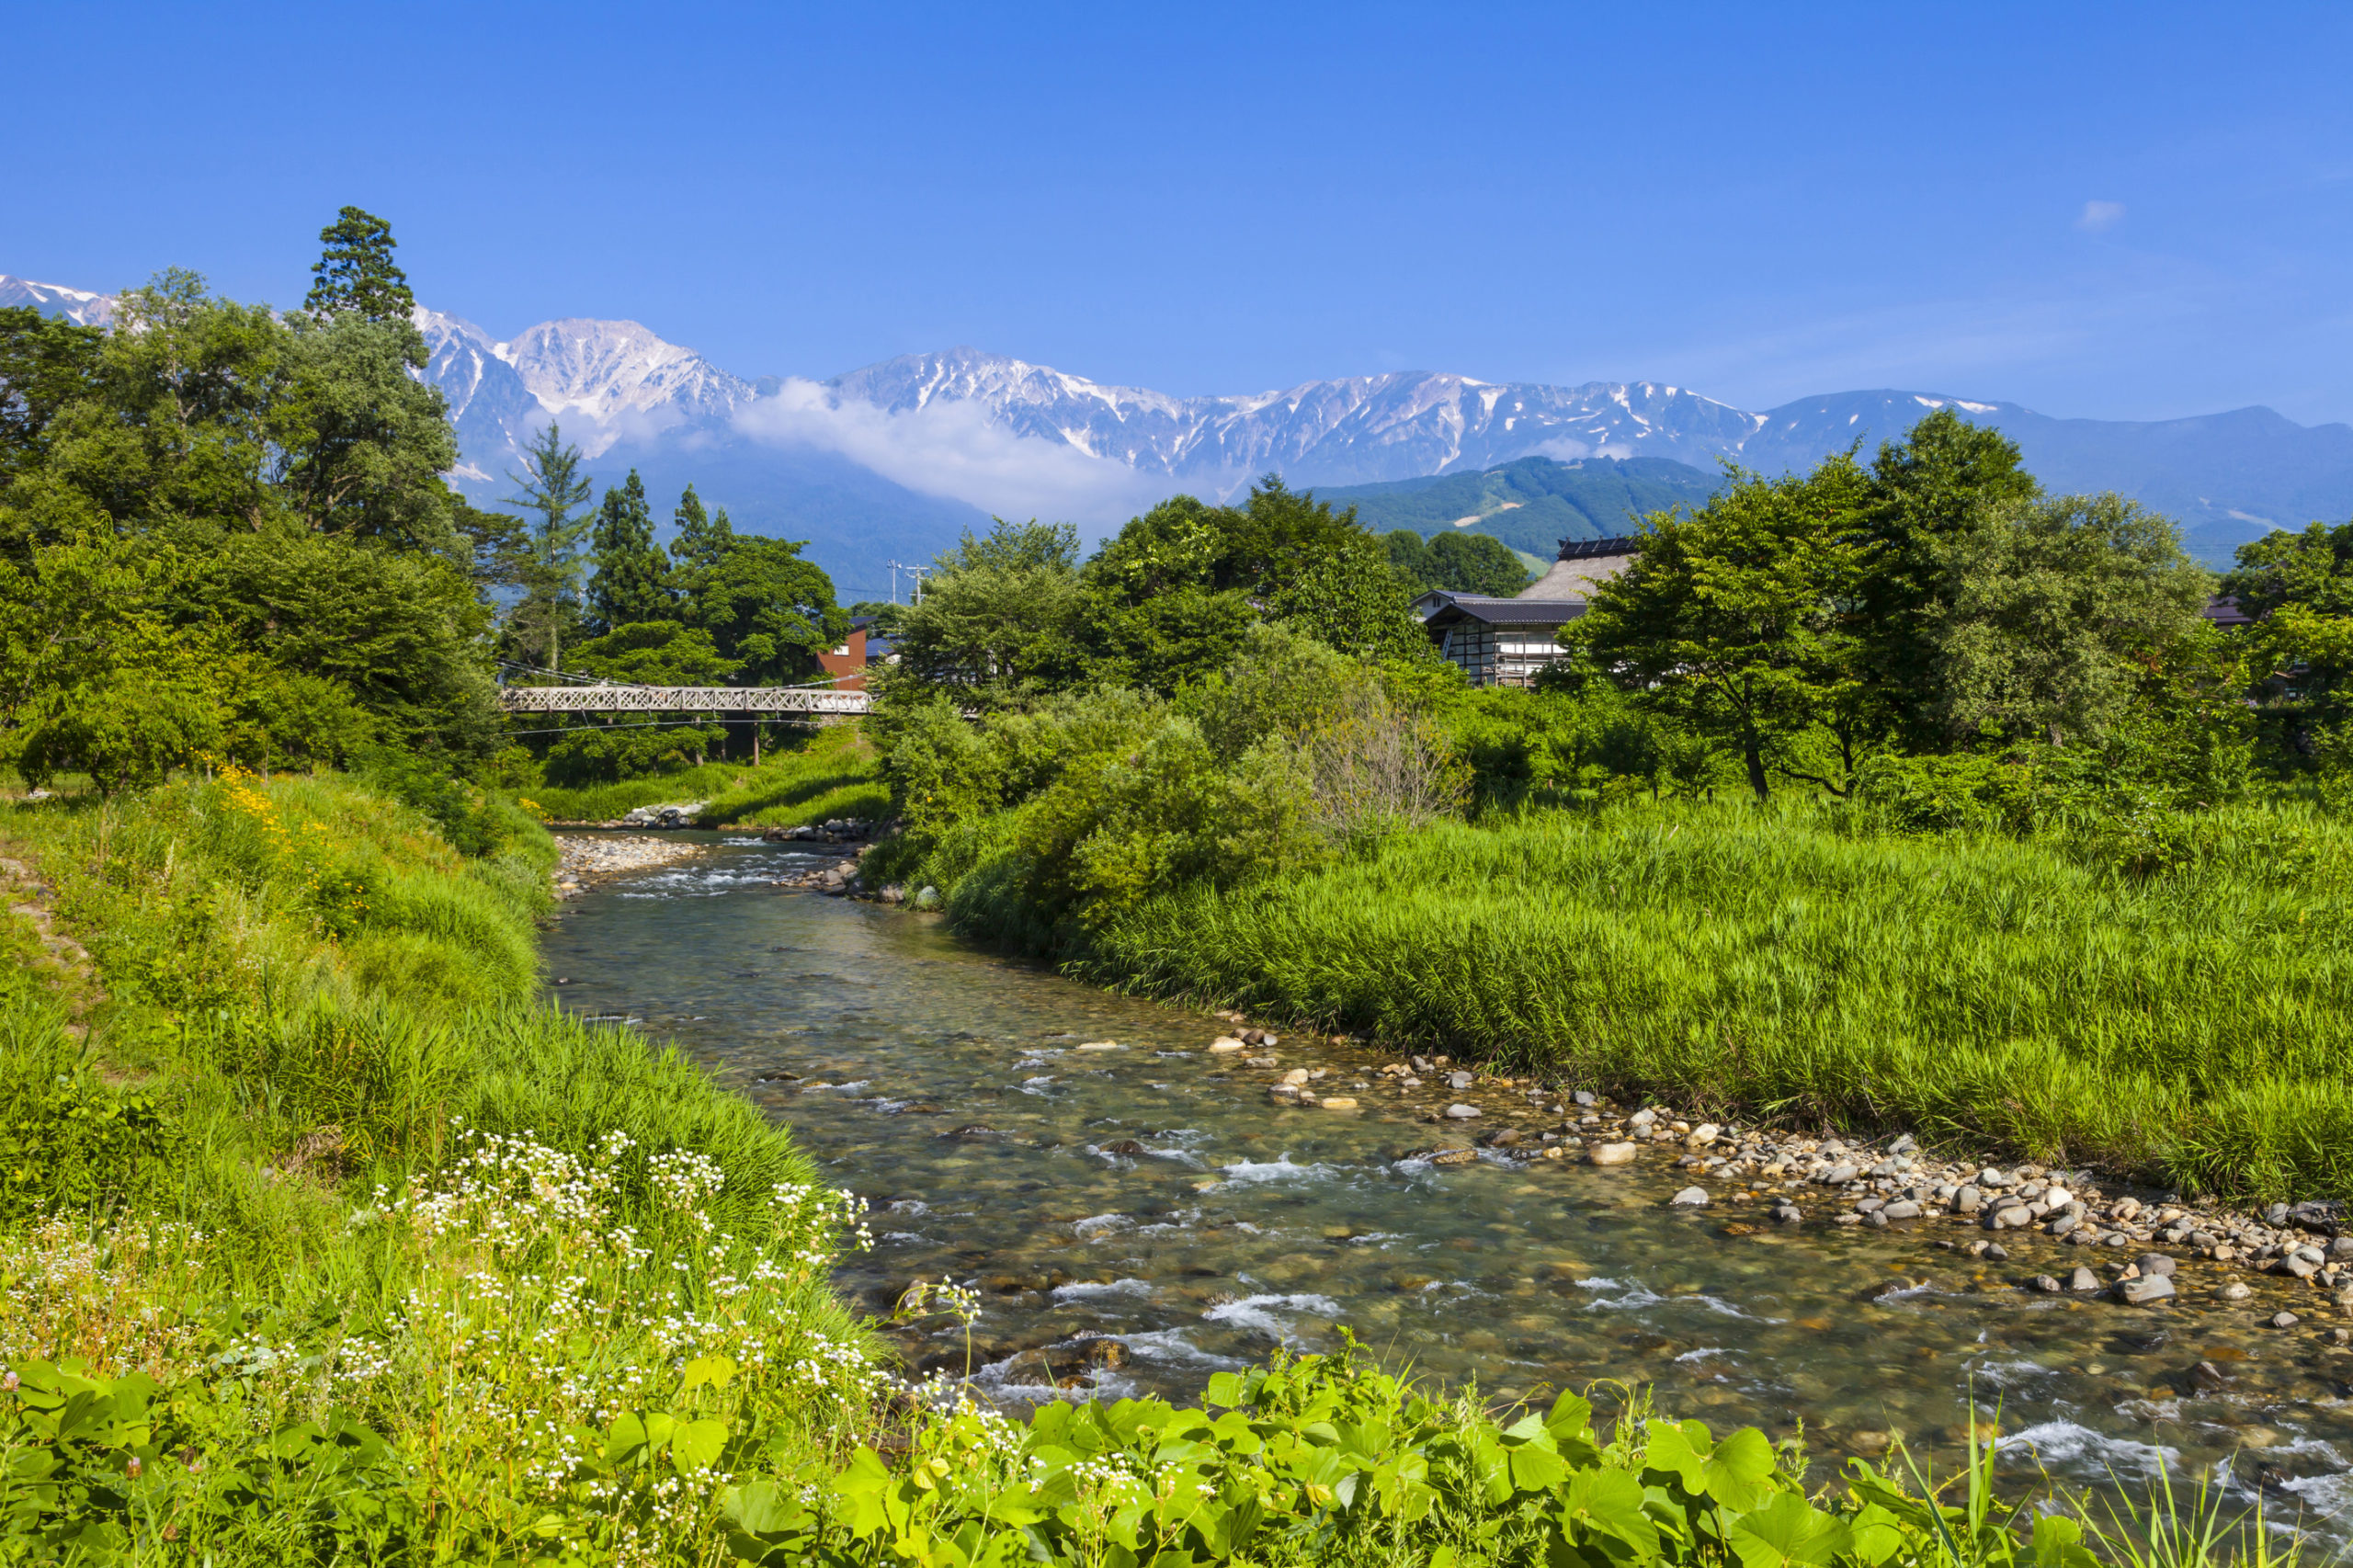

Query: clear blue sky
[12,2,2353,424]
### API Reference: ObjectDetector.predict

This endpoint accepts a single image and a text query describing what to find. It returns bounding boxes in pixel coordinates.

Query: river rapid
[545,832,2353,1534]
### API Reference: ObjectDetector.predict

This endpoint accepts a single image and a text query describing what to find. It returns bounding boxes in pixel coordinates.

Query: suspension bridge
[496,684,871,716]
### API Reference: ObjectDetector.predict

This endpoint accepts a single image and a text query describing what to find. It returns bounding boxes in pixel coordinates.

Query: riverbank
[0,772,876,1559]
[525,722,889,829]
[1026,802,2353,1209]
[552,829,712,893]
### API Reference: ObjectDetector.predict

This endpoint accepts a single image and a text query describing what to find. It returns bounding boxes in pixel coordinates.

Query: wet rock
[2071,1267,2100,1291]
[2221,1282,2253,1301]
[1208,1038,1245,1054]
[2136,1254,2178,1278]
[1670,1187,1710,1208]
[1954,1186,1984,1214]
[1881,1199,1922,1221]
[1446,1070,1474,1091]
[1574,1089,1597,1107]
[1629,1108,1658,1129]
[1587,1142,1637,1166]
[1821,1164,1859,1185]
[2120,1275,2177,1306]
[1984,1244,2008,1261]
[1446,1104,1483,1119]
[1478,1129,1526,1148]
[2190,1359,2231,1391]
[2273,1312,2302,1329]
[1425,1147,1478,1167]
[1081,1338,1131,1369]
[911,886,942,911]
[1773,1203,1803,1224]
[1318,1096,1359,1111]
[2033,1275,2064,1293]
[1100,1140,1148,1157]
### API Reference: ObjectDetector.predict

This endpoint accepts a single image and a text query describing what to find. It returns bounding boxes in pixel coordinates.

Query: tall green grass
[1063,801,2353,1200]
[526,723,888,828]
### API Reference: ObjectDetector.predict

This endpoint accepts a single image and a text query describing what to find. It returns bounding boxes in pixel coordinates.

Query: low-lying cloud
[731,379,1166,529]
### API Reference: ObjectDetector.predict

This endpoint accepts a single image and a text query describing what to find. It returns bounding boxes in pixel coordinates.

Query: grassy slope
[528,723,889,828]
[1065,803,2353,1202]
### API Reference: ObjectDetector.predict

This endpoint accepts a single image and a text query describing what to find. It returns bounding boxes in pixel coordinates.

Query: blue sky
[11,2,2353,424]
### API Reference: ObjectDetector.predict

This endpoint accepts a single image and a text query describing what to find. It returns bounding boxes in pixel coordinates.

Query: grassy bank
[910,799,2353,1204]
[527,723,889,828]
[0,769,881,1559]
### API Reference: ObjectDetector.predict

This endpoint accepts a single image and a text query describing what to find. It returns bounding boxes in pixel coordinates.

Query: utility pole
[887,561,930,606]
[904,565,929,605]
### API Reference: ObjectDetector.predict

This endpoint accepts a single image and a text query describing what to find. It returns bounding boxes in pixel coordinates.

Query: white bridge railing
[497,685,871,715]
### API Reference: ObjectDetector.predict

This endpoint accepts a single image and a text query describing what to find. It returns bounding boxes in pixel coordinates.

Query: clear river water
[545,832,2353,1534]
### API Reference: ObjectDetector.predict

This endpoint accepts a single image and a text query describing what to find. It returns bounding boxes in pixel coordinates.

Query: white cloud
[2076,199,2127,233]
[729,380,1167,531]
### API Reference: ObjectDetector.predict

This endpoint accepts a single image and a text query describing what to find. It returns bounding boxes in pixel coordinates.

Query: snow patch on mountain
[0,274,116,327]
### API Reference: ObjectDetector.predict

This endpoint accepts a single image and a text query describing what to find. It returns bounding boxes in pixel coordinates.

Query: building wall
[816,628,869,691]
[1439,625,1567,687]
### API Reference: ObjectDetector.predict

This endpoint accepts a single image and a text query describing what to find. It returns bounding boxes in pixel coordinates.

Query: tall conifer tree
[304,207,416,324]
[587,471,671,632]
[503,424,594,672]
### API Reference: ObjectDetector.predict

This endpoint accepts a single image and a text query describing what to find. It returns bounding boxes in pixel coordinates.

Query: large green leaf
[1644,1419,1778,1510]
[673,1417,728,1473]
[1560,1468,1662,1558]
[1727,1492,1852,1568]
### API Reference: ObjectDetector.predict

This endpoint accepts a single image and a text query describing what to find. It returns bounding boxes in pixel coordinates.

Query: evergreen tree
[586,470,671,632]
[667,483,736,630]
[502,424,594,673]
[304,207,416,324]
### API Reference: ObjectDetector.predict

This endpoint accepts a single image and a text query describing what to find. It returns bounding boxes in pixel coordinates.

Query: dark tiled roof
[1554,536,1643,562]
[1421,594,1586,630]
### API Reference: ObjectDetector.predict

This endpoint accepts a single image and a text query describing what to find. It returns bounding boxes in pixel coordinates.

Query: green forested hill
[1316,454,1722,559]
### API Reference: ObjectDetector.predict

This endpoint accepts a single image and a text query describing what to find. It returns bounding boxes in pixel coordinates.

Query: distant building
[1416,536,1642,687]
[818,625,870,691]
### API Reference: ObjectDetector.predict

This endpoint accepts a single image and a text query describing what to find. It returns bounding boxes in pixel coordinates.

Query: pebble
[1208,1038,1245,1054]
[2222,1282,2253,1301]
[1587,1142,1637,1166]
[2120,1275,2177,1306]
[1318,1096,1359,1112]
[552,834,708,893]
[2070,1267,2099,1291]
[2136,1253,2177,1278]
[1670,1187,1709,1208]
[2032,1275,2063,1293]
[1446,1104,1482,1119]
[2273,1312,2302,1329]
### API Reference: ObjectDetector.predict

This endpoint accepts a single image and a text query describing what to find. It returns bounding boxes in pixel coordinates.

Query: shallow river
[546,833,2353,1532]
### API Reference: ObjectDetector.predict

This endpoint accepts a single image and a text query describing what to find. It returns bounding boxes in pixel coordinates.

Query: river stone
[2222,1281,2253,1301]
[1447,1071,1475,1091]
[1629,1108,1657,1128]
[1574,1089,1597,1107]
[1446,1104,1483,1119]
[1081,1338,1131,1369]
[1688,1123,1721,1146]
[2284,1254,2322,1279]
[1208,1038,1245,1053]
[1100,1140,1147,1157]
[1670,1187,1710,1207]
[1881,1199,1922,1221]
[2033,1275,2063,1293]
[1773,1203,1803,1224]
[2136,1253,2178,1278]
[1279,1069,1310,1085]
[911,886,942,911]
[2071,1267,2100,1291]
[1954,1186,1984,1214]
[1318,1096,1359,1111]
[1587,1142,1637,1166]
[2191,1359,2231,1391]
[2120,1275,2177,1306]
[2273,1312,2302,1329]
[1427,1147,1477,1166]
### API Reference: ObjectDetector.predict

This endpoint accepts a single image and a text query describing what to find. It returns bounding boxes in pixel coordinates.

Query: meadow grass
[527,722,890,828]
[1063,801,2353,1202]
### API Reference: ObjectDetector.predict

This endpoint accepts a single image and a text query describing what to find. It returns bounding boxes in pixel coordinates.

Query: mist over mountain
[11,271,2351,577]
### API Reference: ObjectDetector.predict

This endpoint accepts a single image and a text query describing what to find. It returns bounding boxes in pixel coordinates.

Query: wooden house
[1416,537,1642,687]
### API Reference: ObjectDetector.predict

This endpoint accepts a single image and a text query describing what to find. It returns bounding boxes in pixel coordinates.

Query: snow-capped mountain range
[10,270,2353,582]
